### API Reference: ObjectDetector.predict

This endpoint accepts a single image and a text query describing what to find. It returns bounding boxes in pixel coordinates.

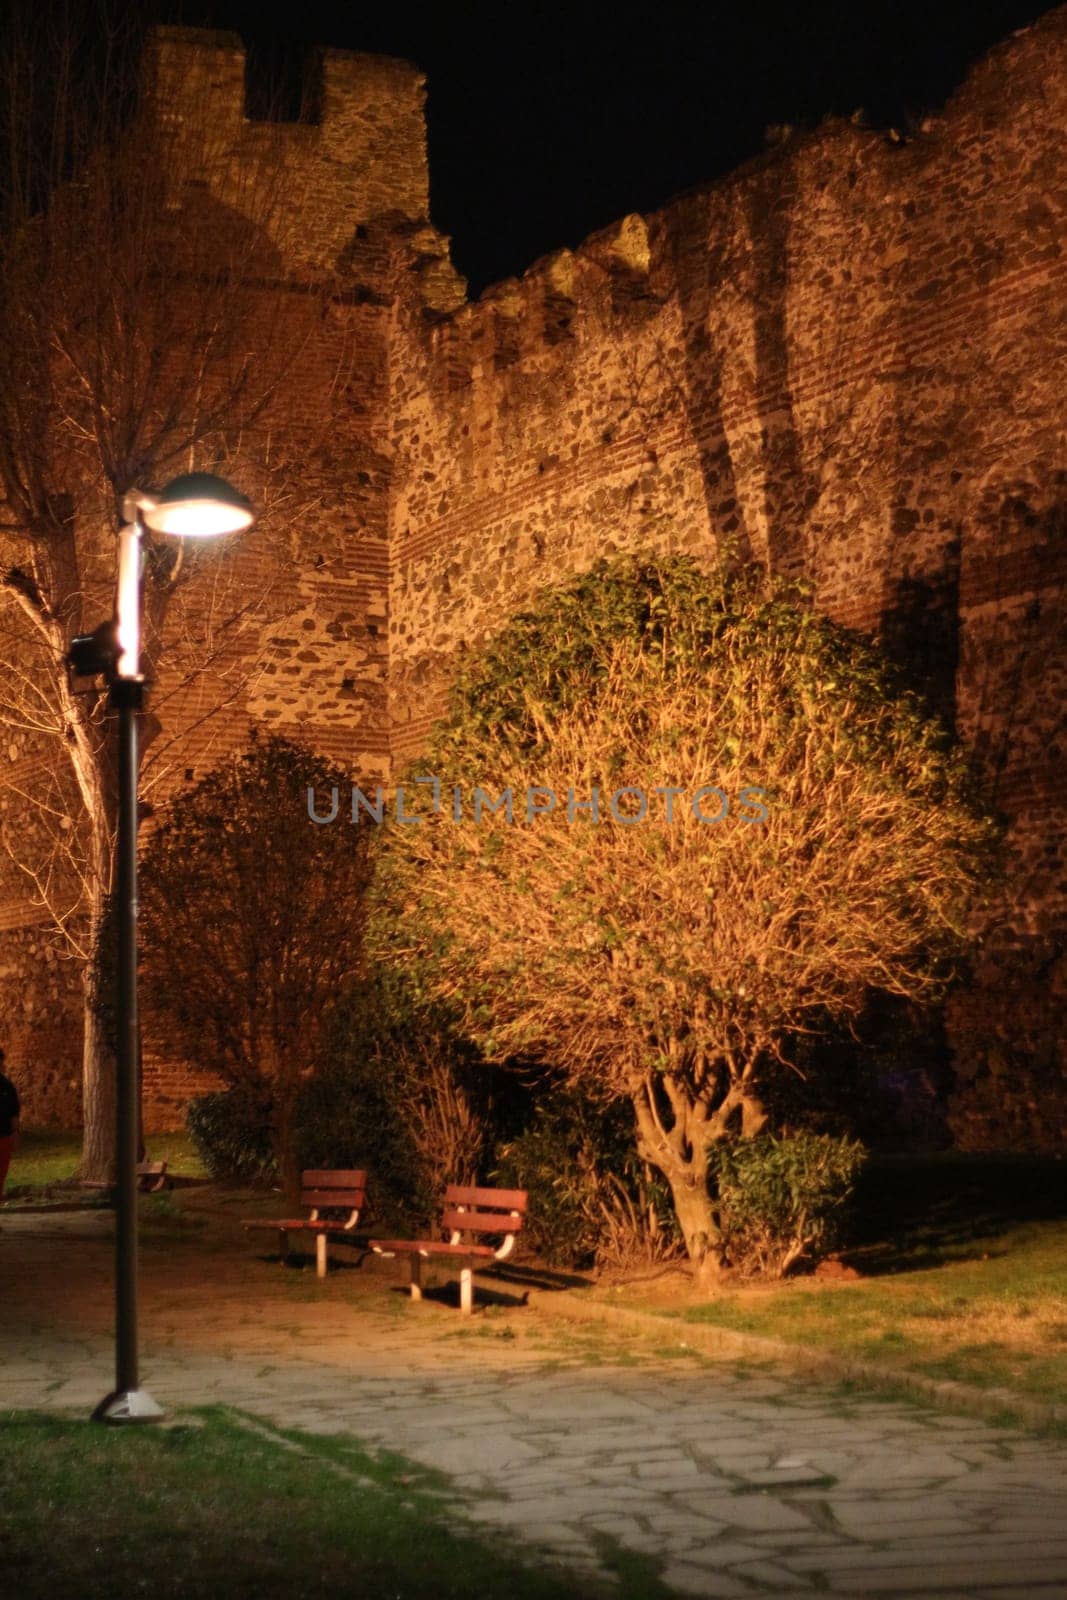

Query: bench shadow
[486,1261,595,1294]
[250,1245,376,1274]
[381,1278,531,1312]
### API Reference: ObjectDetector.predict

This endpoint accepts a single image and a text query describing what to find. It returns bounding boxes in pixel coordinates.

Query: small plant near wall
[294,973,492,1229]
[710,1131,866,1278]
[493,1086,680,1271]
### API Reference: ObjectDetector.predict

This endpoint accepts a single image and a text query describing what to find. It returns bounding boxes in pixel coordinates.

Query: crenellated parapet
[143,26,432,280]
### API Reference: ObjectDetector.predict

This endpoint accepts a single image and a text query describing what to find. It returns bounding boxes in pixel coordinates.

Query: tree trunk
[78,961,116,1184]
[632,1084,724,1286]
[61,685,119,1184]
[74,811,118,1184]
[666,1170,724,1287]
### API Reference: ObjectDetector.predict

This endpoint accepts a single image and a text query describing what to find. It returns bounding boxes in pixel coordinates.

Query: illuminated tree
[376,553,997,1282]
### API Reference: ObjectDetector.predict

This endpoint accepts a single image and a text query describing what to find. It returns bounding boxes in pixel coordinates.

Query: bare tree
[0,4,333,1177]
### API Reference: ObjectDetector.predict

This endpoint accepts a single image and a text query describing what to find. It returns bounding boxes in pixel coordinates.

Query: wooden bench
[244,1169,366,1278]
[136,1160,169,1193]
[83,1160,170,1195]
[370,1184,527,1314]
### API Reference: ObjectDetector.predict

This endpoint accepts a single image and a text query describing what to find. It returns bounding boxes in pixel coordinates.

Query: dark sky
[173,1,1055,294]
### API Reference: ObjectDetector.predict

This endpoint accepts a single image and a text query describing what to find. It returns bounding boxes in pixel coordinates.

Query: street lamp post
[69,473,254,1425]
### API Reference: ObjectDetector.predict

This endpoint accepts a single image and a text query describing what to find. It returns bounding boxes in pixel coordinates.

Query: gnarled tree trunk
[631,1063,769,1286]
[632,1079,723,1285]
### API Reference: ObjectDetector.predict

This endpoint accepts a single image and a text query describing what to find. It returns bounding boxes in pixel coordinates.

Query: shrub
[294,1053,425,1233]
[293,972,492,1229]
[493,1087,680,1271]
[141,733,373,1198]
[186,1086,276,1187]
[710,1132,866,1278]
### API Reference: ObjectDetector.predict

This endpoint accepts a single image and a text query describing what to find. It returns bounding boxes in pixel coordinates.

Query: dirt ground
[1,1182,630,1375]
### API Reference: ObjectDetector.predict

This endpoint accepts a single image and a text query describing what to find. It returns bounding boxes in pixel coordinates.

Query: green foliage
[293,1061,423,1232]
[432,550,979,788]
[375,551,998,1082]
[372,548,997,1271]
[141,730,372,1092]
[493,1087,679,1270]
[186,1086,276,1187]
[711,1132,867,1278]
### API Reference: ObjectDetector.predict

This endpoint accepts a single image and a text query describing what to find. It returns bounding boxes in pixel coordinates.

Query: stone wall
[2,15,1064,1144]
[386,7,1067,1148]
[0,29,452,1128]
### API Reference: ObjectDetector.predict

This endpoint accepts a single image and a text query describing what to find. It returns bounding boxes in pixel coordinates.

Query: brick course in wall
[1,16,1063,1146]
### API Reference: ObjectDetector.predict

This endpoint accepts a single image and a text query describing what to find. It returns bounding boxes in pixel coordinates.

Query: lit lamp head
[113,472,255,680]
[140,472,254,538]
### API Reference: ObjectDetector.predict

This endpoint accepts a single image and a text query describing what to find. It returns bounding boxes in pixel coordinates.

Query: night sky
[171,1,1054,294]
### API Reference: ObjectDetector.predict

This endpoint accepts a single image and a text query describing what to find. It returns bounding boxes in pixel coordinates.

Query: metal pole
[116,683,142,1391]
[92,526,161,1424]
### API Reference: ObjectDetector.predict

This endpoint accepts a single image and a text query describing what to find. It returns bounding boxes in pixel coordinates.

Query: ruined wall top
[391,4,1066,374]
[143,26,435,280]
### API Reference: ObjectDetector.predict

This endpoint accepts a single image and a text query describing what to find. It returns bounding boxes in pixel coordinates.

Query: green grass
[637,1215,1067,1412]
[0,1407,638,1599]
[7,1130,204,1193]
[623,1154,1067,1413]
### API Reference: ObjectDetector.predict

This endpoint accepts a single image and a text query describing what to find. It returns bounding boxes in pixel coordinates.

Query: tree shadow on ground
[842,1156,1067,1275]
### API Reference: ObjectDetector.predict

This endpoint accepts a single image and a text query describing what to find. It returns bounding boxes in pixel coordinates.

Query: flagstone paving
[3,1202,1066,1597]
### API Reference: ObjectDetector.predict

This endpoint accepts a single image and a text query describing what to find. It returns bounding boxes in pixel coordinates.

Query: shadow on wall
[664,154,822,578]
[879,557,962,734]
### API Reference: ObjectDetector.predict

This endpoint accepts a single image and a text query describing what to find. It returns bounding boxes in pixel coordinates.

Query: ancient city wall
[2,15,1064,1142]
[387,8,1067,1146]
[0,29,444,1126]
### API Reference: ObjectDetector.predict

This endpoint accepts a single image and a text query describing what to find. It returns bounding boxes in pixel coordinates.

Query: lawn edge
[525,1286,1066,1434]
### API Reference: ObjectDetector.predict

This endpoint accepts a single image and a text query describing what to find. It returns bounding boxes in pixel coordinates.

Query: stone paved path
[4,1206,1067,1597]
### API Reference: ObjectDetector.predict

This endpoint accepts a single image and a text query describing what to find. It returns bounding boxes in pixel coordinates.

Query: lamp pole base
[92,1388,165,1425]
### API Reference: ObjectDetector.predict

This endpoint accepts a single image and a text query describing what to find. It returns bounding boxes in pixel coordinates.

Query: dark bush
[294,1052,425,1233]
[710,1131,866,1277]
[186,1085,276,1186]
[292,972,492,1230]
[493,1087,679,1270]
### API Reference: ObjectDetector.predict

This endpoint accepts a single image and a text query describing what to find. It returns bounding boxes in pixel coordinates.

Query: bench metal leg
[410,1253,423,1302]
[278,1229,288,1264]
[316,1233,327,1279]
[460,1266,473,1316]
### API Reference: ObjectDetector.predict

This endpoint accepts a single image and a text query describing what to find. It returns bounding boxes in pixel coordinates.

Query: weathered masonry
[1,14,1064,1144]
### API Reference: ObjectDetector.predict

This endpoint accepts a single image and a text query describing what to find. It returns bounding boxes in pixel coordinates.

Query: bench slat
[299,1189,365,1209]
[371,1239,498,1259]
[440,1209,524,1234]
[445,1184,527,1211]
[301,1169,366,1187]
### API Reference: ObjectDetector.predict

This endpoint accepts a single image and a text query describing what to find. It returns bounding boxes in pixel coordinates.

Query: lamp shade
[141,473,254,538]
